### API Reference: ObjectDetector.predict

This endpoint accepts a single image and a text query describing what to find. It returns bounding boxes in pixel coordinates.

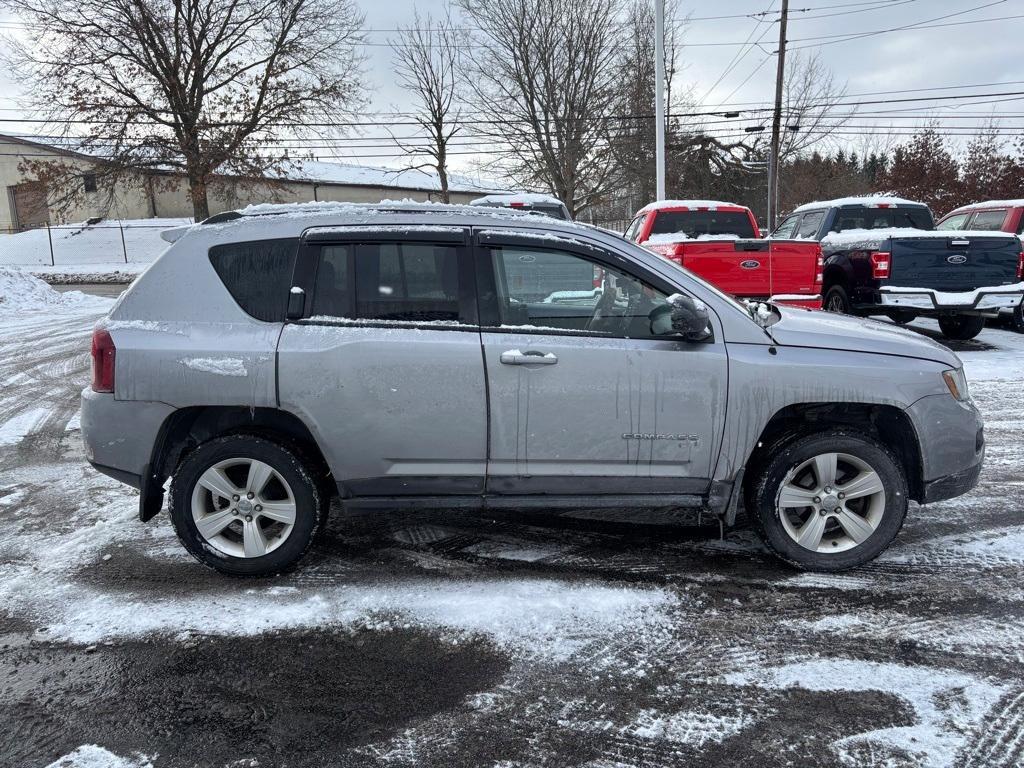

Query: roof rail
[200,211,244,225]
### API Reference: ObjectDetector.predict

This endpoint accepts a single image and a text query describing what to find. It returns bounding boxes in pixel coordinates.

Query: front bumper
[878,284,1024,313]
[923,460,983,504]
[906,392,985,504]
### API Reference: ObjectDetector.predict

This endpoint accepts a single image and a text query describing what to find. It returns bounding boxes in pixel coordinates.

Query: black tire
[937,314,986,340]
[1011,303,1024,334]
[749,429,908,572]
[169,434,326,576]
[824,285,851,314]
[889,310,916,325]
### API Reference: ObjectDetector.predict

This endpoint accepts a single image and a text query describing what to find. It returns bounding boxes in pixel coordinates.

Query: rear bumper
[81,388,174,486]
[878,284,1024,313]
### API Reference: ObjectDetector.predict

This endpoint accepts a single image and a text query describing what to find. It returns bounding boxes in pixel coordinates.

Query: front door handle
[500,349,558,366]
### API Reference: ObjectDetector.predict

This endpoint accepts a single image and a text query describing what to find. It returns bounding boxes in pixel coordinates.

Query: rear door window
[309,241,467,324]
[624,215,644,242]
[208,238,298,322]
[936,212,971,231]
[796,211,825,239]
[772,214,801,238]
[968,209,1008,231]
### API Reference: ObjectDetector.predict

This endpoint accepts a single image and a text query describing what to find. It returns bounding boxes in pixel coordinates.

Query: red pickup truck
[624,200,823,309]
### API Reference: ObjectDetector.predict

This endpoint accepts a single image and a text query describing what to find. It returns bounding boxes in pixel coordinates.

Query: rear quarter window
[208,238,299,322]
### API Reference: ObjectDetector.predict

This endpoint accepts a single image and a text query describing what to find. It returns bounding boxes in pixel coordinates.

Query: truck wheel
[1011,304,1024,334]
[937,315,986,340]
[169,435,326,576]
[749,430,908,571]
[824,285,851,314]
[889,310,916,325]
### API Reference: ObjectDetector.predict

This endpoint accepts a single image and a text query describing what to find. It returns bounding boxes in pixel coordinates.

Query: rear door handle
[500,349,558,366]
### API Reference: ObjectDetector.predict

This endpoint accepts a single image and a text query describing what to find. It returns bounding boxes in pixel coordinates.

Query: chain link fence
[0,219,194,269]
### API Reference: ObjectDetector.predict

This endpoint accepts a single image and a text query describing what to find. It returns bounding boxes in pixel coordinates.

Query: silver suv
[81,202,985,575]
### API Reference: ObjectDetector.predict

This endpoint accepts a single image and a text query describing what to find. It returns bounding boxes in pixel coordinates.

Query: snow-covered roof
[274,160,506,194]
[821,227,1019,249]
[792,195,927,213]
[945,199,1024,214]
[637,200,745,214]
[470,193,563,206]
[0,134,508,195]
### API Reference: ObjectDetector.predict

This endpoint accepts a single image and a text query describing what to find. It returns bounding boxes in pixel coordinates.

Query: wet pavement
[2,305,1024,768]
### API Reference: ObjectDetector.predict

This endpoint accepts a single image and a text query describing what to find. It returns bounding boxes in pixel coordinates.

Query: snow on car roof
[793,196,927,213]
[821,227,1019,249]
[637,200,745,214]
[945,199,1024,214]
[470,193,564,206]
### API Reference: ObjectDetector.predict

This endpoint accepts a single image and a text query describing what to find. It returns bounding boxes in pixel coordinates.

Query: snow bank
[0,218,188,268]
[793,195,925,213]
[0,266,112,311]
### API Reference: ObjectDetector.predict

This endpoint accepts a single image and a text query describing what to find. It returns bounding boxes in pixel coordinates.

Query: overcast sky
[2,0,1023,174]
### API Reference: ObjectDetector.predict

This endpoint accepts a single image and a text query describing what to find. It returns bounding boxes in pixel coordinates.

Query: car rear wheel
[749,430,908,571]
[169,435,325,576]
[824,285,851,314]
[937,314,985,340]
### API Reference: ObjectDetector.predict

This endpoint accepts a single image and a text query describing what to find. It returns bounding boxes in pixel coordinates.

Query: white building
[1,133,506,231]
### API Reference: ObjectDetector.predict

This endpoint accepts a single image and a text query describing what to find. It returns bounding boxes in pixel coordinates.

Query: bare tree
[2,0,366,220]
[779,51,853,161]
[390,10,463,204]
[456,0,623,217]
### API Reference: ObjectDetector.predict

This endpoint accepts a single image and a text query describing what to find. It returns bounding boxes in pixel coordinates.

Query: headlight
[942,367,970,401]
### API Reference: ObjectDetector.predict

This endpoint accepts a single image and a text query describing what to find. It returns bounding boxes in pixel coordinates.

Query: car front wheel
[749,430,908,571]
[169,435,325,576]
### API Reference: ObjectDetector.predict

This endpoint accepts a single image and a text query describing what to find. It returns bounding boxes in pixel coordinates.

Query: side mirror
[666,294,712,342]
[286,287,305,320]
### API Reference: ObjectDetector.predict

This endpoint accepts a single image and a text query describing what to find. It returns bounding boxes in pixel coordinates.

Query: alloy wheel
[190,458,297,558]
[776,452,886,553]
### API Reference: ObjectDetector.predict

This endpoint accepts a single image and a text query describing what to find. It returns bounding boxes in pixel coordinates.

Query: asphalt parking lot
[2,302,1023,768]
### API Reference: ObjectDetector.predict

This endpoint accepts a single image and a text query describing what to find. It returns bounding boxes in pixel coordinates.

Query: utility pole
[654,0,666,200]
[766,0,789,231]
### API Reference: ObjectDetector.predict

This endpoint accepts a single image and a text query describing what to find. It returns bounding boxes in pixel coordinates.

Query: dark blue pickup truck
[773,197,1024,339]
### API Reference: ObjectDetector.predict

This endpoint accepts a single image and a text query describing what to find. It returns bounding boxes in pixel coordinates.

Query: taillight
[1017,251,1023,279]
[815,247,824,284]
[91,328,115,393]
[870,251,891,279]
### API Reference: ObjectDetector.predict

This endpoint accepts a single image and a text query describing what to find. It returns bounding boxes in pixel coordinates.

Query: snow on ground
[45,745,154,768]
[2,298,1024,766]
[0,266,114,310]
[0,217,188,270]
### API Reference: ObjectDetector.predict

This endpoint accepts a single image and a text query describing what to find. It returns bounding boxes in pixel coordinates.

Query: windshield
[831,206,933,232]
[650,210,756,239]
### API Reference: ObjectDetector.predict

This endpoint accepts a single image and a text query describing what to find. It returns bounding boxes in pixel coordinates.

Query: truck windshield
[650,211,756,239]
[831,206,933,232]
